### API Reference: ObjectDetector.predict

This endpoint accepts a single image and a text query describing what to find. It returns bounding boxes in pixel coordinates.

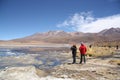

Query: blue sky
[0,0,120,40]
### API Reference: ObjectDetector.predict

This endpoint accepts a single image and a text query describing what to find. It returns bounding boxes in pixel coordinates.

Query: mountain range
[10,27,120,44]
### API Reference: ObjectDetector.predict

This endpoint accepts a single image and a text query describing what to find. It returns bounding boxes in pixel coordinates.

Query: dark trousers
[80,54,86,63]
[72,52,76,63]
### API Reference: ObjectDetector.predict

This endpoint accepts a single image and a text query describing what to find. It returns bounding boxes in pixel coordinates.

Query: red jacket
[79,44,87,54]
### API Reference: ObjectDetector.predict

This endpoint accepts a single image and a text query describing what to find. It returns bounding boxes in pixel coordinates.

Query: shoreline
[0,46,120,80]
[0,55,119,80]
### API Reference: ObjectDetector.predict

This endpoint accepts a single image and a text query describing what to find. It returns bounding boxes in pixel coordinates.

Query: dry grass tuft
[76,46,116,57]
[109,60,120,65]
[86,47,116,57]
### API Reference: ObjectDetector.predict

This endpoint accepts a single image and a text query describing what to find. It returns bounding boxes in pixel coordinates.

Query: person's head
[73,44,76,47]
[81,42,84,46]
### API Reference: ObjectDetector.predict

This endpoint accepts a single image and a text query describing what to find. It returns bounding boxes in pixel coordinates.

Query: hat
[81,42,84,45]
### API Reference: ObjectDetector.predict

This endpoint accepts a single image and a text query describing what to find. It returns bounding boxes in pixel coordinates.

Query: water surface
[0,47,70,70]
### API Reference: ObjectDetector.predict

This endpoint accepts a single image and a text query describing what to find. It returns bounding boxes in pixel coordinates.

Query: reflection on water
[34,53,62,69]
[0,48,25,57]
[0,48,69,70]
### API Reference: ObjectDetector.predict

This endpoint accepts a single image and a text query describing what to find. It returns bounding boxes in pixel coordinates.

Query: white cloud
[57,12,120,33]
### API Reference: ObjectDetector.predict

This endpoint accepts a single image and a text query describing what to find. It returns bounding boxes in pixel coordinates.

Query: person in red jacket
[79,42,87,64]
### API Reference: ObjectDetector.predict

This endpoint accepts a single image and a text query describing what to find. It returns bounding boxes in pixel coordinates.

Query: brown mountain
[11,28,120,44]
[99,28,120,36]
[98,28,120,41]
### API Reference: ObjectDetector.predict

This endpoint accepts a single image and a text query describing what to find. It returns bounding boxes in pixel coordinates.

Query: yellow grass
[87,47,116,57]
[76,46,116,57]
[109,60,120,65]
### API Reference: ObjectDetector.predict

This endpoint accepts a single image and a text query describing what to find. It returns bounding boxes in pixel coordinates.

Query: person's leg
[83,54,86,63]
[80,54,82,64]
[73,57,75,63]
[72,53,74,63]
[72,53,76,63]
[74,53,76,63]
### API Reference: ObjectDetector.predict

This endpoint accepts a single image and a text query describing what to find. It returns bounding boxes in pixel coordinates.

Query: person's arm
[70,46,73,50]
[85,46,87,52]
[79,47,81,53]
[75,46,77,51]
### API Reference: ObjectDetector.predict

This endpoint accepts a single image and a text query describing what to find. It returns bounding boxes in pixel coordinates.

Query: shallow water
[0,48,25,56]
[0,48,70,70]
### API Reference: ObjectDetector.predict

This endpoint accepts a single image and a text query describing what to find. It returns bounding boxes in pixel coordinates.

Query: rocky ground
[50,58,120,80]
[50,50,120,80]
[0,49,120,80]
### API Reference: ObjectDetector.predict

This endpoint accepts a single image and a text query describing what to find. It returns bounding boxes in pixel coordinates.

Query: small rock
[60,75,68,78]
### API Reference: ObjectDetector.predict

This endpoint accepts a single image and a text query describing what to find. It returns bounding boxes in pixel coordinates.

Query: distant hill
[10,27,120,44]
[98,28,120,41]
